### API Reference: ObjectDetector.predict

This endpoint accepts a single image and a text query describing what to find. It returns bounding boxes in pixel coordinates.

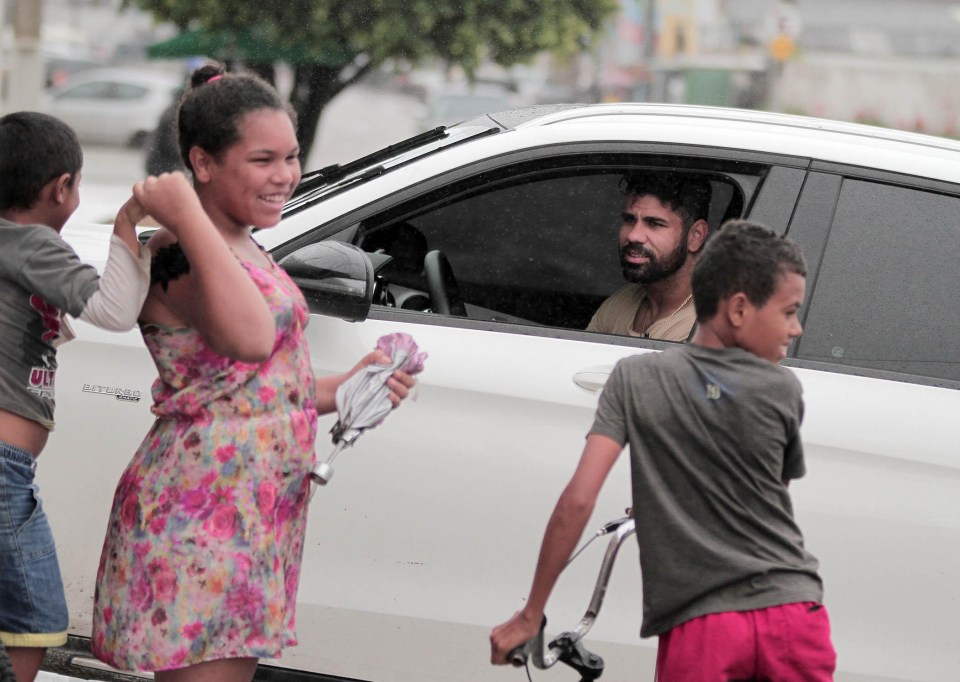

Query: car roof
[472,102,960,183]
[490,102,960,150]
[56,66,183,88]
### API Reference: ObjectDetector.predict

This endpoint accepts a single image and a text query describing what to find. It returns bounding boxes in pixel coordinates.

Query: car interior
[351,166,749,331]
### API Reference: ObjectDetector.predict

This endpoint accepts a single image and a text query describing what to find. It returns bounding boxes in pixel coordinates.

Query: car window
[351,157,766,332]
[56,81,114,99]
[796,178,960,381]
[114,83,149,100]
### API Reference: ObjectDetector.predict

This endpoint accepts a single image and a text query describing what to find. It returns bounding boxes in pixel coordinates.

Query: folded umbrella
[310,333,427,487]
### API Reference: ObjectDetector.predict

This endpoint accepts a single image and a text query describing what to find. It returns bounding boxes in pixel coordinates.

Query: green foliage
[125,0,617,73]
[125,0,618,163]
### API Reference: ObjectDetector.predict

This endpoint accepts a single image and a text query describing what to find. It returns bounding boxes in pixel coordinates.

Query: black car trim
[782,171,843,342]
[811,159,960,196]
[746,165,809,233]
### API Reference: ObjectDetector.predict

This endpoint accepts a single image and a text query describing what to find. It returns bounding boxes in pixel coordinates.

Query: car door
[783,169,960,681]
[261,145,808,680]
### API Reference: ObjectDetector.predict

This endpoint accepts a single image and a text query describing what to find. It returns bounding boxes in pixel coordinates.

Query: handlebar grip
[504,616,546,668]
[507,647,528,667]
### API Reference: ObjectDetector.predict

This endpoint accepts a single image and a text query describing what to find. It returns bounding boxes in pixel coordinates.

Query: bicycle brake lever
[598,514,632,535]
[550,632,605,680]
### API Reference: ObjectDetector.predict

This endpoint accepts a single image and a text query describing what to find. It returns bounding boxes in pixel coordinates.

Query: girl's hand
[132,173,204,236]
[116,195,146,229]
[351,350,417,407]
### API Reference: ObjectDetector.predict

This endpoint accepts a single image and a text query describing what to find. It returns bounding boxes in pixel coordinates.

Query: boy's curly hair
[0,112,82,211]
[692,220,806,321]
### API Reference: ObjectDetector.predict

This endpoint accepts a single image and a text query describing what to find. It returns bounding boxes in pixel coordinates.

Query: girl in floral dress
[91,64,414,682]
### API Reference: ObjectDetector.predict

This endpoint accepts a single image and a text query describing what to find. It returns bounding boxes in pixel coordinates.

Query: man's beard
[619,235,688,284]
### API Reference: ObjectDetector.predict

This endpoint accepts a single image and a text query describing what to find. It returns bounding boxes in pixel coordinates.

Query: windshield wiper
[294,127,448,197]
[283,124,500,218]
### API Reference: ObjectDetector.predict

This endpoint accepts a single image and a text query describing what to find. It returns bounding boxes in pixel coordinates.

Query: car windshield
[283,124,499,217]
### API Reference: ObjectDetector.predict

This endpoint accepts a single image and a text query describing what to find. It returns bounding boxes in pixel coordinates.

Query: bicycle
[507,512,637,681]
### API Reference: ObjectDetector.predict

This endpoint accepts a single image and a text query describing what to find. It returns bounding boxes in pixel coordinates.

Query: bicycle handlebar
[506,515,637,681]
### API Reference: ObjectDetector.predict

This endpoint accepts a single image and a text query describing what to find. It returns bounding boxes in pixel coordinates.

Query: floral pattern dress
[91,254,318,672]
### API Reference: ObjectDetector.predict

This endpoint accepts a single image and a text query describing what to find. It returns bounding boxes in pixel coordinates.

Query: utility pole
[639,0,657,101]
[8,0,44,112]
[643,0,656,61]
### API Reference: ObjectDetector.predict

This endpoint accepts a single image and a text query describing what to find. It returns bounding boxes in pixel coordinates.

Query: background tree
[126,0,618,164]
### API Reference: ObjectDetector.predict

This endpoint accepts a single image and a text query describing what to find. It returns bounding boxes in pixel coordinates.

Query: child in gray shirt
[0,111,153,682]
[491,221,836,681]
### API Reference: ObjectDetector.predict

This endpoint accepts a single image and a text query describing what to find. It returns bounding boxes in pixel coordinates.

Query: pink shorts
[656,602,836,681]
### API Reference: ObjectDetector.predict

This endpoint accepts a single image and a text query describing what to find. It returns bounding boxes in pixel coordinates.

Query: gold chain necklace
[664,293,693,322]
[637,293,693,335]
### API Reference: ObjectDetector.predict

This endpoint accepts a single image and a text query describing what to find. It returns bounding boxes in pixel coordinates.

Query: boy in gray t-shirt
[491,221,836,680]
[0,112,154,682]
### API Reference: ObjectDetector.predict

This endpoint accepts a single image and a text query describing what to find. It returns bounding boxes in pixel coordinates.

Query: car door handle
[573,370,611,392]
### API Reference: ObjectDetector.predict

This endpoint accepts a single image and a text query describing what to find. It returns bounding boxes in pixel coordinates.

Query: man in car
[586,172,711,341]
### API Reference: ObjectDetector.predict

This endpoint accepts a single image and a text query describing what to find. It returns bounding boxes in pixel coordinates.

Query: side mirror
[279,242,376,322]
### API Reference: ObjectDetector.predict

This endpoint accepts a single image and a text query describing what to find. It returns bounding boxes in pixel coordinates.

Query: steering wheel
[424,249,467,316]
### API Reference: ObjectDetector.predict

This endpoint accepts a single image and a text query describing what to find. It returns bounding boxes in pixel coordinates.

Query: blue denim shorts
[0,441,68,647]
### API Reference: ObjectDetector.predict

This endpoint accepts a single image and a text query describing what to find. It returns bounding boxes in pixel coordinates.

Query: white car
[43,67,182,147]
[48,103,960,682]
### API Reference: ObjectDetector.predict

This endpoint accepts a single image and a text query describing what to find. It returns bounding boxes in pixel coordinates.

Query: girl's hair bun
[190,62,227,89]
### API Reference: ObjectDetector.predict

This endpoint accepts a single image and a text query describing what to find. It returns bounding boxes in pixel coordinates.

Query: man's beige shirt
[586,283,695,342]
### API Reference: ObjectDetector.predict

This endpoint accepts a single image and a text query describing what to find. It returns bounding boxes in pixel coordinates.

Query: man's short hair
[0,112,83,211]
[620,172,712,227]
[691,219,807,322]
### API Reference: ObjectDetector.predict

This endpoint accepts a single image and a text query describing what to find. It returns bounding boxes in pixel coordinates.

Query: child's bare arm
[490,434,622,664]
[135,173,275,362]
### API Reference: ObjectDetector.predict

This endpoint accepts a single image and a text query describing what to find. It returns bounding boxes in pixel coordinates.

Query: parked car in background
[47,103,960,682]
[43,54,105,88]
[43,67,182,147]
